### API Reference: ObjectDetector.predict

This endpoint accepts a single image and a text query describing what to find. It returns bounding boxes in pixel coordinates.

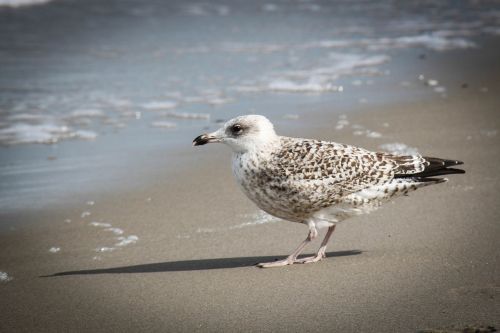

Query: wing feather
[271,137,397,196]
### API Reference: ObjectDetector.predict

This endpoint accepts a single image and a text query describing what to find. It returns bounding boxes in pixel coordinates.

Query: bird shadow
[42,250,362,277]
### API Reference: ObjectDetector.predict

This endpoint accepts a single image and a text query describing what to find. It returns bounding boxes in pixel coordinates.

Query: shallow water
[0,0,499,213]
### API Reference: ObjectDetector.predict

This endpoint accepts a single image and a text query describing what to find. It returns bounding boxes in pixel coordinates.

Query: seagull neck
[235,135,281,161]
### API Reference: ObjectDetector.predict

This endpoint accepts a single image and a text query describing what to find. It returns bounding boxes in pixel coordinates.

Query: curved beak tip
[193,134,212,146]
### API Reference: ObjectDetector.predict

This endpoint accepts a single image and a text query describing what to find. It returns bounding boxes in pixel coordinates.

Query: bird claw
[295,252,326,264]
[257,252,327,267]
[256,258,294,268]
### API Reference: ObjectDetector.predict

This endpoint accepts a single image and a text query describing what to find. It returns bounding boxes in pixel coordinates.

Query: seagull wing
[273,138,419,195]
[255,137,464,219]
[273,137,464,193]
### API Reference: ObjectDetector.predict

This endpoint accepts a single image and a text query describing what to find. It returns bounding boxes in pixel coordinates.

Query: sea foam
[89,222,112,228]
[0,271,12,282]
[229,211,278,229]
[141,101,178,110]
[48,247,60,253]
[234,54,388,94]
[70,109,105,118]
[115,235,138,247]
[161,111,210,120]
[306,33,475,52]
[150,121,177,129]
[0,123,97,145]
[379,143,419,156]
[105,227,124,235]
[0,0,51,7]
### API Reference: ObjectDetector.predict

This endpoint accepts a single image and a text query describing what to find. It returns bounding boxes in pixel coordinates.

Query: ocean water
[0,0,499,213]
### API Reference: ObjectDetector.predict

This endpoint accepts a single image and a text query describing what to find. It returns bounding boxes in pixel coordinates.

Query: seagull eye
[231,124,243,135]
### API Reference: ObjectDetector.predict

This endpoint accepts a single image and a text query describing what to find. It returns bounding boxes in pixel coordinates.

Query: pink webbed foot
[256,222,334,268]
[257,257,295,268]
[295,252,326,264]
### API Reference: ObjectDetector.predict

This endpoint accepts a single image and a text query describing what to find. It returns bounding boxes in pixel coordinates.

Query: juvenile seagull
[193,115,464,268]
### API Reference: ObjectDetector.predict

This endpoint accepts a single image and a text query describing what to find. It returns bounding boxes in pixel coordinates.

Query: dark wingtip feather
[394,157,465,179]
[418,177,449,183]
[424,168,465,177]
[446,159,464,166]
[422,156,464,168]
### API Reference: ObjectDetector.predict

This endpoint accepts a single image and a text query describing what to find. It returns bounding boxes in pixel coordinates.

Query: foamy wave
[367,131,382,138]
[283,114,299,120]
[353,129,382,138]
[206,96,232,106]
[115,235,138,247]
[372,34,475,51]
[102,97,132,108]
[70,109,105,118]
[49,247,60,253]
[73,130,97,140]
[141,101,178,110]
[0,271,12,282]
[182,3,230,17]
[87,216,137,252]
[379,143,419,156]
[192,211,277,235]
[234,54,387,94]
[305,33,475,51]
[89,222,112,228]
[105,227,124,235]
[0,123,97,145]
[229,211,278,229]
[221,42,286,54]
[348,123,383,138]
[283,54,389,79]
[96,247,115,253]
[90,222,123,235]
[150,121,177,129]
[81,211,91,218]
[0,0,52,7]
[335,115,349,130]
[161,111,210,120]
[267,79,342,93]
[211,32,476,57]
[7,113,49,123]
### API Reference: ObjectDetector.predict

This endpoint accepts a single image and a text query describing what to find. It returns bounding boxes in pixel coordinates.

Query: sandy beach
[1,38,499,332]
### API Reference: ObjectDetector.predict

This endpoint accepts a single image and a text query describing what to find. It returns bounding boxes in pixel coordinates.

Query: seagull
[193,115,464,268]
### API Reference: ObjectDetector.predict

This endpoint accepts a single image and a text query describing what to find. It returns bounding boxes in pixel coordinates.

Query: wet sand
[1,48,500,333]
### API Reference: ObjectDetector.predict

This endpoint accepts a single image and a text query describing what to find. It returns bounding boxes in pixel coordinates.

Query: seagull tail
[394,157,465,180]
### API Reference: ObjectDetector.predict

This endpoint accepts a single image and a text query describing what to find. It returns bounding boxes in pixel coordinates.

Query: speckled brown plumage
[232,136,449,223]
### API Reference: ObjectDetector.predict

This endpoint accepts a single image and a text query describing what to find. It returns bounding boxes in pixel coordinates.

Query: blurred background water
[0,0,499,213]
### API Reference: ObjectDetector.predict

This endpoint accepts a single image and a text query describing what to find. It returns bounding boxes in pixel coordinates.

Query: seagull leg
[257,224,318,268]
[295,224,336,264]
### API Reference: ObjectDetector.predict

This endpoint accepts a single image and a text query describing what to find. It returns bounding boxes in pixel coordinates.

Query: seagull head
[193,115,279,153]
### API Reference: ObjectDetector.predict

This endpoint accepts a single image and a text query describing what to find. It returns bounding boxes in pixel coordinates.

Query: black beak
[193,134,217,146]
